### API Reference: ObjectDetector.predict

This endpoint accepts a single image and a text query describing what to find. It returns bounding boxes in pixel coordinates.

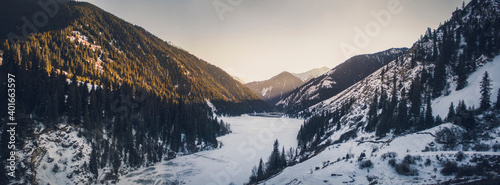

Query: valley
[1,0,499,184]
[117,115,303,185]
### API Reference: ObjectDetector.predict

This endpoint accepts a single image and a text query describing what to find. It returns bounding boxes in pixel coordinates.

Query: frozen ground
[117,115,303,185]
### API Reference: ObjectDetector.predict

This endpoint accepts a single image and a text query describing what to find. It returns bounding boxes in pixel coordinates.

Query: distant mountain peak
[245,67,329,105]
[291,67,331,82]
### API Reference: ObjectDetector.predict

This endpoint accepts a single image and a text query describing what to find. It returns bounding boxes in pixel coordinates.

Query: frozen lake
[118,115,303,185]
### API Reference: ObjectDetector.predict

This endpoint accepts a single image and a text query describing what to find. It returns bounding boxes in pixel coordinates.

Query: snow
[67,31,102,52]
[205,99,217,118]
[292,67,330,82]
[261,86,273,97]
[265,123,500,185]
[320,77,337,88]
[117,115,303,185]
[432,55,500,118]
[19,125,93,185]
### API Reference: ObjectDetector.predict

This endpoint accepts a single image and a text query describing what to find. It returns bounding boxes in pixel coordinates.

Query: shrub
[473,143,491,151]
[403,155,416,165]
[456,165,476,177]
[456,151,465,161]
[359,160,374,169]
[381,152,397,160]
[493,144,500,152]
[358,152,366,161]
[395,160,418,176]
[388,159,396,167]
[425,158,431,166]
[441,161,458,176]
[53,164,60,173]
[435,127,462,150]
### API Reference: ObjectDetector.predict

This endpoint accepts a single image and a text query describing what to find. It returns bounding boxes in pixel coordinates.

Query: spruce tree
[281,147,287,167]
[447,102,455,121]
[267,139,281,173]
[365,94,378,132]
[433,59,446,98]
[496,88,500,109]
[424,96,434,129]
[90,146,99,176]
[456,56,468,90]
[479,71,492,110]
[395,89,408,134]
[257,158,264,180]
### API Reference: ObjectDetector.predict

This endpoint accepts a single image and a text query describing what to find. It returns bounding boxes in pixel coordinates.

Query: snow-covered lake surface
[118,115,303,185]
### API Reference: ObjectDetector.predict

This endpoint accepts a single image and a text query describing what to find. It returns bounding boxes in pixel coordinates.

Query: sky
[82,0,468,82]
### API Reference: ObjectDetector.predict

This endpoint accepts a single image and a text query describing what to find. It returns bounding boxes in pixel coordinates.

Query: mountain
[277,48,407,115]
[291,66,331,82]
[245,67,329,105]
[0,0,268,115]
[255,0,500,184]
[232,75,246,84]
[0,0,268,184]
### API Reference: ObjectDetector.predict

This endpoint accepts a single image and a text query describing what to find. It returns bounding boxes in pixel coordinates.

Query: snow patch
[432,55,500,118]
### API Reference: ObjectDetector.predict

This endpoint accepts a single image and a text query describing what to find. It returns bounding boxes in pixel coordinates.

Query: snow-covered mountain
[277,48,407,115]
[291,67,331,83]
[259,0,500,184]
[245,68,329,105]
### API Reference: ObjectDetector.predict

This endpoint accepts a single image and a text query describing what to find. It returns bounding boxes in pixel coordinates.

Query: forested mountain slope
[277,48,407,115]
[0,0,268,114]
[0,0,268,184]
[253,0,500,184]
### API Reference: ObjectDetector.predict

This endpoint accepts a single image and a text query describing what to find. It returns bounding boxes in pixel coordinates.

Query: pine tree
[433,59,446,98]
[395,88,408,134]
[479,71,492,110]
[250,166,258,182]
[257,158,264,180]
[267,139,281,173]
[281,147,287,167]
[447,102,455,121]
[365,94,378,132]
[376,105,391,138]
[90,146,99,176]
[409,77,422,118]
[496,88,500,109]
[424,96,434,129]
[456,55,468,90]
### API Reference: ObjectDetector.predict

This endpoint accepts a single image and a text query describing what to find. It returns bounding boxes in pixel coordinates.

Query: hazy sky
[83,0,468,82]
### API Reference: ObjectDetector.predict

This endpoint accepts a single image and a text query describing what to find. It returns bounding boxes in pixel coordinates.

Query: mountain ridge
[245,67,329,105]
[0,0,269,114]
[277,48,408,115]
[256,0,500,183]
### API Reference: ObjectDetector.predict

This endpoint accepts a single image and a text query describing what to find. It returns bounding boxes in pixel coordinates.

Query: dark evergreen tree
[281,147,287,167]
[409,77,422,119]
[435,115,443,125]
[365,94,379,132]
[479,71,492,110]
[257,158,264,180]
[424,96,435,129]
[433,58,446,98]
[456,55,468,90]
[89,146,99,176]
[447,102,455,121]
[395,88,408,135]
[376,104,391,138]
[267,139,281,173]
[496,88,500,109]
